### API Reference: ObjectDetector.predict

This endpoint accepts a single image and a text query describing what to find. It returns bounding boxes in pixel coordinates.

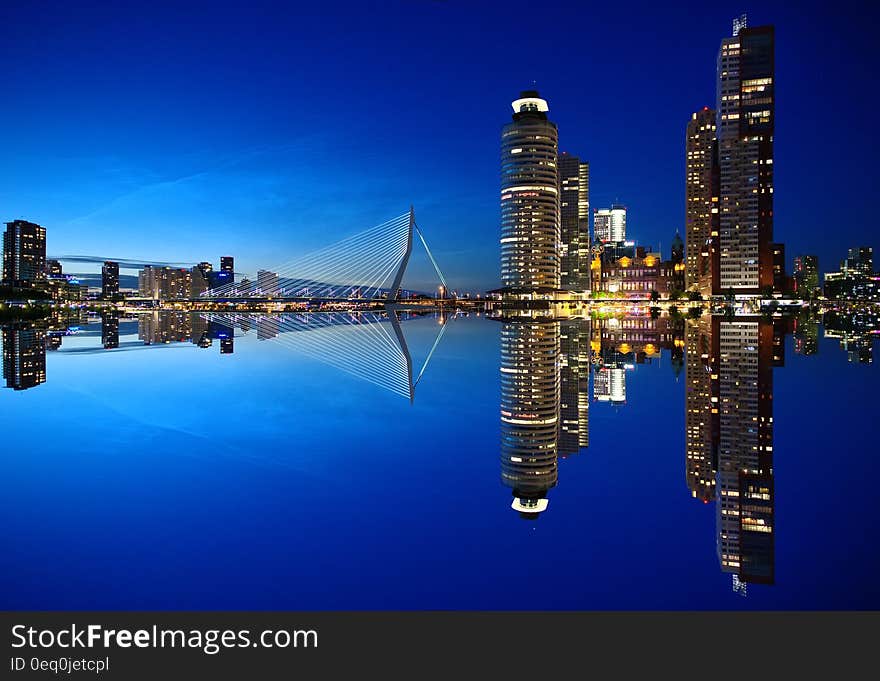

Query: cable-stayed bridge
[200,310,451,401]
[201,207,447,302]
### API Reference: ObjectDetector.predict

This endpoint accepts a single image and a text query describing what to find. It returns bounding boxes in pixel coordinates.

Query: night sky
[1,0,876,293]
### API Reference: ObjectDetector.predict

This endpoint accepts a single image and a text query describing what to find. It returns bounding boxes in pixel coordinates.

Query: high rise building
[717,17,776,294]
[824,246,878,301]
[102,261,120,299]
[45,259,63,276]
[593,205,626,244]
[558,153,590,292]
[793,255,819,299]
[500,90,560,293]
[844,247,873,275]
[220,256,234,274]
[685,107,719,296]
[2,325,47,390]
[771,243,788,293]
[499,320,560,517]
[138,266,192,300]
[2,220,46,286]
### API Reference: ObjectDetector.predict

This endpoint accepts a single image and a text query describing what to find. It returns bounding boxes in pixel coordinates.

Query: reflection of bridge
[201,208,447,302]
[201,309,450,401]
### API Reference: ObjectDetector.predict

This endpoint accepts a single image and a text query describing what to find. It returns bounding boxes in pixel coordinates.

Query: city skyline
[1,2,876,293]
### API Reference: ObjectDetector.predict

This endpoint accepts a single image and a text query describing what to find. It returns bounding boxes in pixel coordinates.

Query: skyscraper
[793,255,819,299]
[102,261,120,299]
[717,17,775,294]
[2,220,46,286]
[500,90,560,293]
[558,152,590,292]
[593,204,626,244]
[685,107,719,296]
[220,256,234,274]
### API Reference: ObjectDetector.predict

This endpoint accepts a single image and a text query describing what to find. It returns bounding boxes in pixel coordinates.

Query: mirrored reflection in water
[494,307,877,598]
[1,306,878,608]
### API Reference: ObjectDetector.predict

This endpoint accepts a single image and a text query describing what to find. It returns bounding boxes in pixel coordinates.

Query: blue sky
[1,0,876,293]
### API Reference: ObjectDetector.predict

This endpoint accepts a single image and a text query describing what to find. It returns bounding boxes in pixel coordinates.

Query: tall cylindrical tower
[500,90,560,292]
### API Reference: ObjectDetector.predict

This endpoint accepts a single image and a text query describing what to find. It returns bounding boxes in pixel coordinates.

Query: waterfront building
[685,107,719,296]
[558,152,590,293]
[593,204,626,244]
[138,266,192,300]
[824,246,878,301]
[102,261,120,299]
[594,245,681,298]
[2,220,46,286]
[793,255,819,299]
[500,90,560,294]
[717,17,777,294]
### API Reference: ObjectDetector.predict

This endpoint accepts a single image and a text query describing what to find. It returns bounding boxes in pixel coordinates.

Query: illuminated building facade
[593,204,626,244]
[2,220,46,286]
[138,266,192,300]
[685,107,719,296]
[793,255,819,299]
[717,18,776,294]
[102,260,120,299]
[558,152,590,292]
[500,91,559,293]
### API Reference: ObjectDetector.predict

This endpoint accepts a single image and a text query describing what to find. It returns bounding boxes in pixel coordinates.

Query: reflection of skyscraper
[684,317,718,502]
[558,153,590,292]
[559,320,590,455]
[101,311,120,350]
[500,90,560,293]
[2,325,47,390]
[593,366,626,404]
[138,311,192,344]
[716,319,775,588]
[500,321,559,517]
